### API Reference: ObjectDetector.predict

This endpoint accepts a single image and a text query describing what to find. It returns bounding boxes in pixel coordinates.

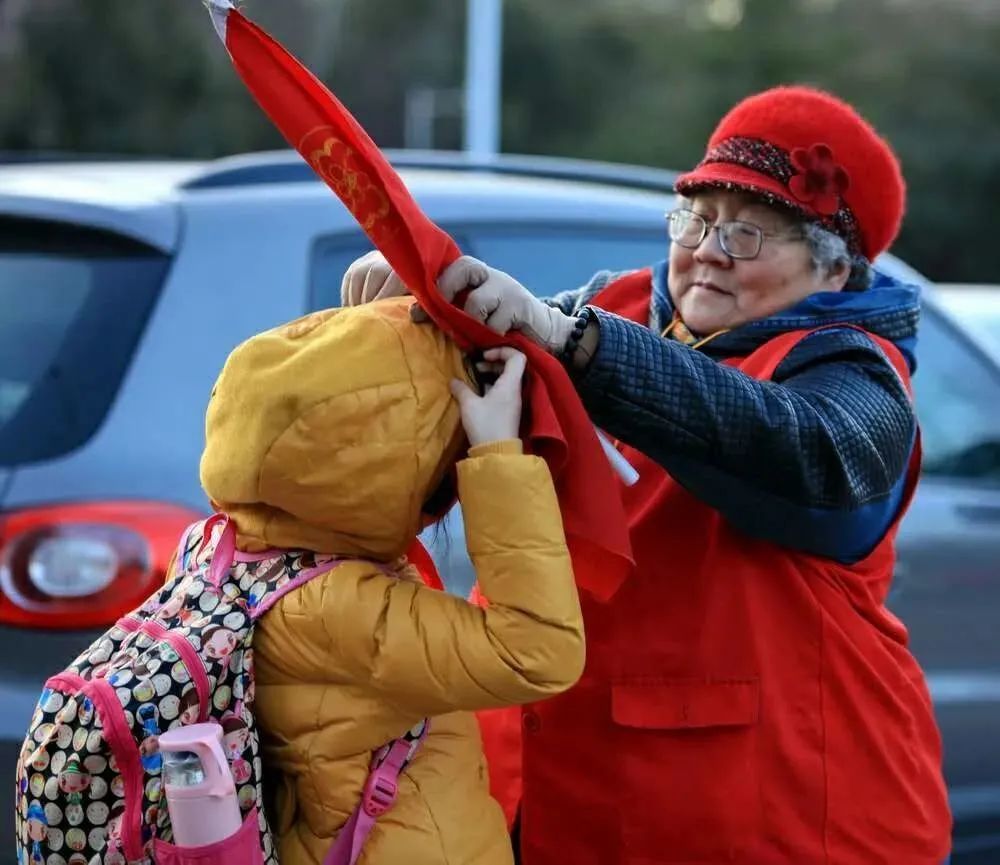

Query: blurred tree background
[0,0,997,281]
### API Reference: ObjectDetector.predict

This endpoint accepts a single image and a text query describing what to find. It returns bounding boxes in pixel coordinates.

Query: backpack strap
[204,514,237,589]
[324,721,430,865]
[249,554,346,619]
[187,513,430,864]
[173,520,205,575]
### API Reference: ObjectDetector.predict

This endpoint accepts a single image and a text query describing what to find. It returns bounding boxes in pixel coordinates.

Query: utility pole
[463,0,502,159]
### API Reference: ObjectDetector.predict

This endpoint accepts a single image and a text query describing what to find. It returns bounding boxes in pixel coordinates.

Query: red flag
[205,1,632,600]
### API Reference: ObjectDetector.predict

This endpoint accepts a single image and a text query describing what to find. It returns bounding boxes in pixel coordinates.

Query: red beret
[675,86,905,261]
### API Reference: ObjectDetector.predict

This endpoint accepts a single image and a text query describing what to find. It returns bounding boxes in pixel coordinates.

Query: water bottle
[159,723,242,847]
[163,751,205,786]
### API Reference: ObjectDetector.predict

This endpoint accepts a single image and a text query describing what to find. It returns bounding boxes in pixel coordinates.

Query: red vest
[481,270,951,865]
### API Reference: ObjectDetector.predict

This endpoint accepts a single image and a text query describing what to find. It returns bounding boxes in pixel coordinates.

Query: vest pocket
[610,678,761,863]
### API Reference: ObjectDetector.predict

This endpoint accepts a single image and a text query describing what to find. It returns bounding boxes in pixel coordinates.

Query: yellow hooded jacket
[199,299,584,864]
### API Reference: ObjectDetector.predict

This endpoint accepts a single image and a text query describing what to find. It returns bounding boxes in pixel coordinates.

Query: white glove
[340,250,409,306]
[437,256,576,353]
[340,251,577,354]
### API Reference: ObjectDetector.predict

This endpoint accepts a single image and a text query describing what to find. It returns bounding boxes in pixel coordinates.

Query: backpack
[15,515,427,865]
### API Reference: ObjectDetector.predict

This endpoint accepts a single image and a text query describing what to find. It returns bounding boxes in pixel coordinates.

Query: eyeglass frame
[665,207,805,261]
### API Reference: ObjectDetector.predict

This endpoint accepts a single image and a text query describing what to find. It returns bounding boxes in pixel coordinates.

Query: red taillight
[0,501,205,629]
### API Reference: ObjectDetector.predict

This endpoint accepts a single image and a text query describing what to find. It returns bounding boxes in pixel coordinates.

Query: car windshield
[0,218,169,466]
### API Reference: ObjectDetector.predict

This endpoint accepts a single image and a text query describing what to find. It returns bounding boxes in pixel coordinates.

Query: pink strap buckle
[361,771,398,817]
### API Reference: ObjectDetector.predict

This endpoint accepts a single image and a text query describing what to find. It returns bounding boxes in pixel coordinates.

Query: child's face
[224,727,249,756]
[108,810,124,838]
[232,758,252,784]
[59,773,89,794]
[205,629,237,660]
[159,595,184,619]
[27,816,46,842]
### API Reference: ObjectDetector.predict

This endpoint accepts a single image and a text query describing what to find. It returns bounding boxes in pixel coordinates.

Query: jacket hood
[200,298,471,559]
[651,261,922,371]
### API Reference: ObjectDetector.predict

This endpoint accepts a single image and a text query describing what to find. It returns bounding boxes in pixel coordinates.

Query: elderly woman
[342,86,951,865]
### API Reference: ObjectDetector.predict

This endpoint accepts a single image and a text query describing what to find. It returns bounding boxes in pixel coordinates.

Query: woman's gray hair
[802,221,873,292]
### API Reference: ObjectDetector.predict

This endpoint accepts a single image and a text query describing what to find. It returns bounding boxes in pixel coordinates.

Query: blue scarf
[650,261,921,371]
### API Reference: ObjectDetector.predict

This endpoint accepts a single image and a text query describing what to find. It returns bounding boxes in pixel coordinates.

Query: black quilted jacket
[546,261,921,563]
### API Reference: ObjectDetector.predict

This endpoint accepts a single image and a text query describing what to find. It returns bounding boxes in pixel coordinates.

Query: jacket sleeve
[544,269,629,316]
[574,313,917,561]
[257,441,584,717]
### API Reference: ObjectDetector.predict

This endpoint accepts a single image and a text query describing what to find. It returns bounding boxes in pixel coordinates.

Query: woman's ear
[822,258,851,293]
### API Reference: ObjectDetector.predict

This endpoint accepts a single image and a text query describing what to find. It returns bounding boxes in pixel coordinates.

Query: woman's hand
[340,251,577,353]
[437,256,576,353]
[451,348,527,447]
[341,250,409,306]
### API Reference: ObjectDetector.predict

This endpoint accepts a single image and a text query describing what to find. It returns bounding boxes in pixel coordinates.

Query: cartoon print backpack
[15,515,427,865]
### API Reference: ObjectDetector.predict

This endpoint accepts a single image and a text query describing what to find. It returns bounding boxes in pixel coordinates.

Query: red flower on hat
[788,143,850,216]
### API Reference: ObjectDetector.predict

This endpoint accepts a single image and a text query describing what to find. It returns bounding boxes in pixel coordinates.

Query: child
[198,298,583,864]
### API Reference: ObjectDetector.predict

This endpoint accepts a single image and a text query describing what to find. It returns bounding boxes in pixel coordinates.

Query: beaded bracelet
[559,306,595,363]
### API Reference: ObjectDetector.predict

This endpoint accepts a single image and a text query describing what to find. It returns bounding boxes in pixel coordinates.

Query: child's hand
[450,348,526,447]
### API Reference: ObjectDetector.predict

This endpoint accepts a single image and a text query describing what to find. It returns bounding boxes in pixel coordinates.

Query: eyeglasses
[666,208,803,261]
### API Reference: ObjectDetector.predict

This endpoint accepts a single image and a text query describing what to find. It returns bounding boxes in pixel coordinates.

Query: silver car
[935,284,1000,361]
[2,151,998,862]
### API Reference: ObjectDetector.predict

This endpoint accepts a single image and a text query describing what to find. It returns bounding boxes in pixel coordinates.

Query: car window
[935,292,1000,359]
[309,224,667,308]
[460,223,667,298]
[0,218,169,466]
[914,306,1000,482]
[309,231,471,310]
